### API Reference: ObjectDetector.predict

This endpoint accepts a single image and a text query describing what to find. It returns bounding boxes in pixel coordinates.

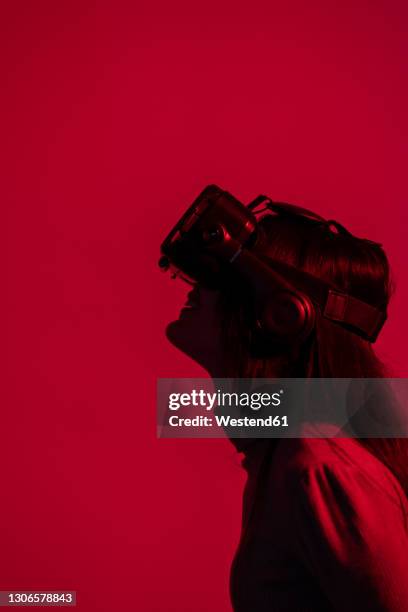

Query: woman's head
[165,207,408,498]
[167,210,392,378]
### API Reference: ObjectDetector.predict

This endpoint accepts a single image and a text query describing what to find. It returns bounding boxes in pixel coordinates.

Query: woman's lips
[179,305,196,318]
[179,287,200,315]
[180,302,197,312]
[186,288,200,307]
[180,301,199,314]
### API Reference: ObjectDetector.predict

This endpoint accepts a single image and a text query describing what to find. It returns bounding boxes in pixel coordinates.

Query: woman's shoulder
[274,429,365,473]
[271,430,406,507]
[267,436,408,609]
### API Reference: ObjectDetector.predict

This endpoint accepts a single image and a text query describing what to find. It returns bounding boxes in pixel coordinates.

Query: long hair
[217,212,408,496]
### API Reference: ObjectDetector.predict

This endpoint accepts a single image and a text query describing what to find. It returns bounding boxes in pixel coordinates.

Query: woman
[165,201,408,611]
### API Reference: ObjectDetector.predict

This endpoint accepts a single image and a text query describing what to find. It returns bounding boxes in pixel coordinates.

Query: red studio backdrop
[3,1,408,611]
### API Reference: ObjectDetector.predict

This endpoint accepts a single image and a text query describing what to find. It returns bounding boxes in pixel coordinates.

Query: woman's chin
[165,319,217,371]
[165,319,192,352]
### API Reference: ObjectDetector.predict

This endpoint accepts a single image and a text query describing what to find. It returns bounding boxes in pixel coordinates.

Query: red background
[3,1,408,610]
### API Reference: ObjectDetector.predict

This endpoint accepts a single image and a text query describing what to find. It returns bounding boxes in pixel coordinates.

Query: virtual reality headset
[159,185,387,344]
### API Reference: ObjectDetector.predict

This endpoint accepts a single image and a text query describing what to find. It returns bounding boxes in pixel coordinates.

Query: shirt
[229,431,408,611]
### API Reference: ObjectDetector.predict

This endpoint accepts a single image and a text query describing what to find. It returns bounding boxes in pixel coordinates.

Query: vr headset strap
[264,259,387,342]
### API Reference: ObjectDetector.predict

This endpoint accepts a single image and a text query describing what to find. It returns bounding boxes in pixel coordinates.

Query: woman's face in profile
[166,284,225,371]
